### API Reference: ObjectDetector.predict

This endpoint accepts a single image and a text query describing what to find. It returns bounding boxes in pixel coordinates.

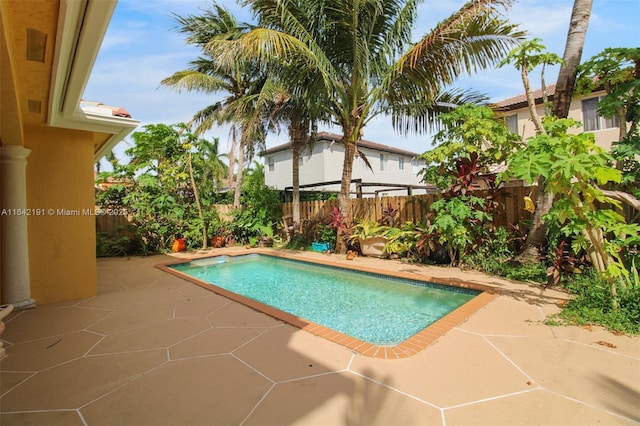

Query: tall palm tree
[208,0,524,250]
[161,4,270,208]
[552,0,593,119]
[266,74,329,229]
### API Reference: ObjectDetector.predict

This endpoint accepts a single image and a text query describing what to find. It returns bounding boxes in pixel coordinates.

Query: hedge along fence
[282,185,537,228]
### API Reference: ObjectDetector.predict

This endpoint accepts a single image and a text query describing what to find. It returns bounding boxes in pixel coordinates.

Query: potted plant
[347,220,390,257]
[312,224,336,252]
[209,223,229,248]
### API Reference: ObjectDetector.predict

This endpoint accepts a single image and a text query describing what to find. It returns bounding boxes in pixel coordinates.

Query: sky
[84,0,640,165]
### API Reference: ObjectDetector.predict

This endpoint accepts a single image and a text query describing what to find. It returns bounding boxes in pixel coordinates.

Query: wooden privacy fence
[282,185,536,228]
[96,186,536,239]
[96,213,135,238]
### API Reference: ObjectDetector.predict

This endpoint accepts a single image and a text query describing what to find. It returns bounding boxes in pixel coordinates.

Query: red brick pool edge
[157,249,499,359]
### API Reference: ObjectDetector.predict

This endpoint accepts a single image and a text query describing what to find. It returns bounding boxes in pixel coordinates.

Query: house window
[380,153,387,171]
[582,97,618,131]
[505,114,518,134]
[267,156,274,172]
[398,157,404,170]
[299,156,303,166]
[411,158,419,174]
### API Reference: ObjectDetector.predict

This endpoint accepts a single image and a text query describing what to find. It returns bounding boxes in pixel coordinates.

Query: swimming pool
[166,253,490,352]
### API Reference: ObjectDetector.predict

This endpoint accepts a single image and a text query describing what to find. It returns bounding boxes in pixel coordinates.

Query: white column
[0,146,35,309]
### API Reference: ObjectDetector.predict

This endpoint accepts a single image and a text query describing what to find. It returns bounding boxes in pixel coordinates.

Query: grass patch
[554,272,640,335]
[464,251,639,335]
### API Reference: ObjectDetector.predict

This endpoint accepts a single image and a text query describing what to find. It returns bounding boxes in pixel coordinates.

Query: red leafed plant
[452,152,482,195]
[328,207,351,237]
[546,240,582,287]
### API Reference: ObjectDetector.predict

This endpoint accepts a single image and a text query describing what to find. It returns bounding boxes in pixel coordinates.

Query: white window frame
[398,156,405,170]
[380,153,387,171]
[267,156,274,172]
[505,114,518,134]
[582,97,618,131]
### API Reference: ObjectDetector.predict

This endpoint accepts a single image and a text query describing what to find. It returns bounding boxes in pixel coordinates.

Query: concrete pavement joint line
[347,369,441,410]
[85,347,170,357]
[5,329,99,347]
[77,408,89,426]
[83,333,106,357]
[562,337,640,361]
[204,300,233,327]
[239,382,277,426]
[77,358,172,410]
[229,328,271,353]
[442,387,541,411]
[86,310,116,329]
[0,408,80,415]
[481,335,537,383]
[276,370,347,385]
[230,352,277,384]
[0,372,37,399]
[166,324,218,351]
[542,386,640,425]
[169,352,230,361]
[456,327,530,339]
[346,353,356,370]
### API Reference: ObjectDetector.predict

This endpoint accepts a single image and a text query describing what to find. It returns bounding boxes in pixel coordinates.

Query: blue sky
[84,0,640,162]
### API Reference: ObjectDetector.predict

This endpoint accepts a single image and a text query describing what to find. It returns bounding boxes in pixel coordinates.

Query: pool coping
[156,249,499,359]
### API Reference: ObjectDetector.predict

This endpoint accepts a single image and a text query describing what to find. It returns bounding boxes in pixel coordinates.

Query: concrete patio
[1,248,639,425]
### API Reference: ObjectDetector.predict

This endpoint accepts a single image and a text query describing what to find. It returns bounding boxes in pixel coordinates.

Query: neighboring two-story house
[495,83,624,150]
[262,132,429,197]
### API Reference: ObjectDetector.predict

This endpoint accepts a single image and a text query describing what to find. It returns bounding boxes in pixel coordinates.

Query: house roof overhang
[261,131,422,158]
[0,0,138,162]
[49,0,139,161]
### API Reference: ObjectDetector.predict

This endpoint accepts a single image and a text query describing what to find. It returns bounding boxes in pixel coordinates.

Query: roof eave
[48,0,138,161]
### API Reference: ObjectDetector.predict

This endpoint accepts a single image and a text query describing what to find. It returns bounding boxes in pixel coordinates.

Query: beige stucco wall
[503,91,623,151]
[24,125,97,303]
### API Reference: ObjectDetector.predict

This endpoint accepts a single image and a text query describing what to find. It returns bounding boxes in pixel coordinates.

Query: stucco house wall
[263,133,426,196]
[1,0,138,306]
[25,126,99,302]
[496,84,624,151]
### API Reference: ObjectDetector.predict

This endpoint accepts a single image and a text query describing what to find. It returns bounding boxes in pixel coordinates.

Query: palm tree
[161,4,270,208]
[196,137,228,195]
[266,74,329,229]
[208,0,524,250]
[552,0,593,119]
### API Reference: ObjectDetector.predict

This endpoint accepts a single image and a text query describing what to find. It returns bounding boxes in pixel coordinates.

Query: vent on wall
[28,99,42,114]
[26,28,47,62]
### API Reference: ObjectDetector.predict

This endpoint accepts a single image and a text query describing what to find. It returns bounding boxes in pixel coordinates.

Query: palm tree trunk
[291,137,302,228]
[233,132,246,209]
[227,127,237,188]
[552,0,593,119]
[187,151,207,249]
[523,0,593,259]
[337,136,357,254]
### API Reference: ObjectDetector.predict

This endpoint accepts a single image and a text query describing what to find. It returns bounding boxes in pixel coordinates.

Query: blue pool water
[172,254,479,345]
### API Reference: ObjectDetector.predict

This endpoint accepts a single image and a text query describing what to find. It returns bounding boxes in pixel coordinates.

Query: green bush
[96,233,142,257]
[556,272,640,335]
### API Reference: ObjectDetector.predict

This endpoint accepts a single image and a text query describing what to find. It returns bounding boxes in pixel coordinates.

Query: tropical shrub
[95,123,229,253]
[428,195,492,265]
[500,117,640,309]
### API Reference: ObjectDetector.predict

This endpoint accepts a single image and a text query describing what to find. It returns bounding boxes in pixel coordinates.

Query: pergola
[283,178,437,201]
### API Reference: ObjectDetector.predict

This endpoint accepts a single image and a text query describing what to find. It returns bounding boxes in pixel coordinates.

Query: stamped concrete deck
[1,248,639,425]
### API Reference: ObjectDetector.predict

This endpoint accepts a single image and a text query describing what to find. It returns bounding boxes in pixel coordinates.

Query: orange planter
[210,236,226,248]
[172,238,186,252]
